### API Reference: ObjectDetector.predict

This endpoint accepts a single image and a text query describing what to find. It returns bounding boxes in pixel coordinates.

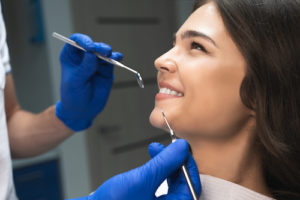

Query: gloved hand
[148,142,201,200]
[70,139,201,200]
[56,33,123,131]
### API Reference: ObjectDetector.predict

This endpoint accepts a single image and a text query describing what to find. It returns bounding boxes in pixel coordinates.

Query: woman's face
[150,2,253,140]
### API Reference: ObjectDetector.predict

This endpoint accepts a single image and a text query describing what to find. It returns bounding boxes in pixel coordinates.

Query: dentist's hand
[56,33,123,131]
[148,142,201,200]
[70,139,201,200]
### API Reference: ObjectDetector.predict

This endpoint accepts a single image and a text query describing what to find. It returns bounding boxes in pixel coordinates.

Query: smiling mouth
[159,87,184,97]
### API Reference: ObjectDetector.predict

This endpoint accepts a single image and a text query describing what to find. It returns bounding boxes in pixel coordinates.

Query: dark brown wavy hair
[193,0,300,199]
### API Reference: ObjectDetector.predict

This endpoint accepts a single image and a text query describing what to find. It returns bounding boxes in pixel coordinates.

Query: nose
[154,49,177,73]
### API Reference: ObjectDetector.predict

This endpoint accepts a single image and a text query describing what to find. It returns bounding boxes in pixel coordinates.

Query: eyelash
[191,41,208,53]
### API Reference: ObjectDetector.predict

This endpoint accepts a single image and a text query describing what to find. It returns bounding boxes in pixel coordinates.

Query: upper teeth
[159,88,183,97]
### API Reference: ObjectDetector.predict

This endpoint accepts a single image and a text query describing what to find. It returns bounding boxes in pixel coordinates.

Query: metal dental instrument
[161,111,198,200]
[52,32,144,88]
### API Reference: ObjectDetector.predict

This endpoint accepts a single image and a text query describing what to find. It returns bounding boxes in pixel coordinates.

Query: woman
[70,0,299,199]
[151,0,300,199]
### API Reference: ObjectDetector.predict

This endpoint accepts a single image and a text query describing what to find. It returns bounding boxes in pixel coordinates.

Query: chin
[149,107,165,129]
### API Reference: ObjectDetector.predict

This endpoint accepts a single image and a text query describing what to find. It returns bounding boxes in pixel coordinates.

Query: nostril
[160,66,169,71]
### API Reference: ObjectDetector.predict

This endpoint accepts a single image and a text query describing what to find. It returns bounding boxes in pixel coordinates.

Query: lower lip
[155,93,183,101]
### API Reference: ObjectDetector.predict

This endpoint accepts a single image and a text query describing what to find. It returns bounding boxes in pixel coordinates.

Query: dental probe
[52,32,144,88]
[161,111,198,200]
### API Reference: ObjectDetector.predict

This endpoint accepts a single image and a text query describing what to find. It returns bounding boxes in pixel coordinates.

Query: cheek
[176,61,250,137]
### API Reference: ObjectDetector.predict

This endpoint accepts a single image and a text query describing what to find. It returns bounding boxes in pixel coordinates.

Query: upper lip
[158,82,184,94]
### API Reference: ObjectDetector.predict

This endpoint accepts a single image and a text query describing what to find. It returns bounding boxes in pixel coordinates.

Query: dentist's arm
[5,75,73,158]
[6,33,122,158]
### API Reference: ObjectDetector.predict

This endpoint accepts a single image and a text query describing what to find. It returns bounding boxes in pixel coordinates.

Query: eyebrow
[174,30,218,48]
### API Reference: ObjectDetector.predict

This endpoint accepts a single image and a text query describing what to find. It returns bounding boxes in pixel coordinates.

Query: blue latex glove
[148,142,201,199]
[56,33,123,131]
[70,139,201,200]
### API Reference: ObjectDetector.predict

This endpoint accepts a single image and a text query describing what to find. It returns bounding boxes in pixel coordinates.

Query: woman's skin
[150,2,271,197]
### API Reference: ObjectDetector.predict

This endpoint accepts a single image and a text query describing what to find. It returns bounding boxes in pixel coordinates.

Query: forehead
[177,2,226,39]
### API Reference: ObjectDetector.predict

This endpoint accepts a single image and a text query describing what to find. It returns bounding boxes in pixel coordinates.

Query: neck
[189,120,271,197]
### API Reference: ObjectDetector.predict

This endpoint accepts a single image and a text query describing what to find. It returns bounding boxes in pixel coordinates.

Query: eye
[191,41,208,53]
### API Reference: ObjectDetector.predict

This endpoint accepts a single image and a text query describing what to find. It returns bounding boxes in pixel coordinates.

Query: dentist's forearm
[7,105,74,158]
